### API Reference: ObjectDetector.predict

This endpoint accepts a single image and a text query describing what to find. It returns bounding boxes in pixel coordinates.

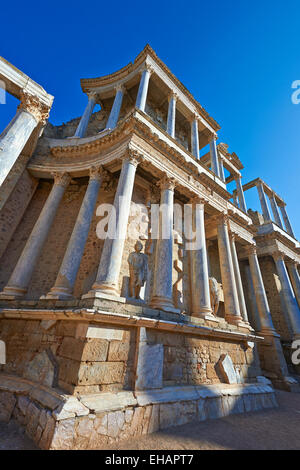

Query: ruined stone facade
[0,46,299,449]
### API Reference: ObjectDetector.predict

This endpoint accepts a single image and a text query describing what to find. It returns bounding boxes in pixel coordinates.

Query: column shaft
[106,86,124,130]
[248,247,276,334]
[256,182,271,222]
[191,118,200,159]
[217,215,242,324]
[279,205,295,237]
[209,136,221,178]
[189,200,212,318]
[273,253,300,339]
[89,153,139,296]
[230,234,249,323]
[46,167,104,299]
[287,262,300,307]
[166,93,177,138]
[270,195,283,228]
[74,94,96,138]
[136,66,152,112]
[0,173,70,298]
[150,177,176,312]
[235,176,247,213]
[0,110,38,187]
[219,158,225,182]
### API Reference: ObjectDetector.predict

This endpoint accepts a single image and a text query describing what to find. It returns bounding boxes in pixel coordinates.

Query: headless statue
[128,241,148,299]
[209,277,220,316]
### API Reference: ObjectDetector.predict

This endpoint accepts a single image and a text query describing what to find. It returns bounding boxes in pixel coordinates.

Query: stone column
[229,233,249,324]
[166,92,177,138]
[217,214,242,325]
[190,116,200,159]
[45,167,105,299]
[150,176,176,312]
[235,175,247,213]
[247,245,276,335]
[209,135,221,178]
[286,261,300,307]
[106,85,125,130]
[74,93,96,138]
[233,192,239,208]
[269,194,283,229]
[0,172,70,299]
[279,205,295,237]
[256,181,271,222]
[189,199,214,319]
[87,152,141,297]
[0,91,49,187]
[273,251,300,339]
[219,157,226,182]
[135,65,152,112]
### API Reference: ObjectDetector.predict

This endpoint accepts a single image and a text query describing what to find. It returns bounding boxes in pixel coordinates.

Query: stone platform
[0,373,277,450]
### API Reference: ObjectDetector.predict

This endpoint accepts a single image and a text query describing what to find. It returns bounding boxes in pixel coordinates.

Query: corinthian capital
[157,174,176,191]
[52,172,71,188]
[89,165,107,181]
[122,148,144,167]
[18,91,50,124]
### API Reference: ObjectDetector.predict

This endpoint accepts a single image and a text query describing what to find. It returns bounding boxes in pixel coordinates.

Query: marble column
[247,245,276,335]
[217,214,242,324]
[106,85,125,130]
[229,234,249,324]
[219,157,226,182]
[166,92,177,138]
[279,205,295,237]
[235,176,247,213]
[0,91,48,187]
[256,181,271,222]
[150,176,176,312]
[209,135,221,178]
[74,93,96,138]
[269,194,283,229]
[233,192,239,208]
[136,65,152,112]
[0,172,70,299]
[286,261,300,307]
[273,251,300,339]
[87,152,140,297]
[190,117,200,159]
[46,167,105,299]
[189,199,213,319]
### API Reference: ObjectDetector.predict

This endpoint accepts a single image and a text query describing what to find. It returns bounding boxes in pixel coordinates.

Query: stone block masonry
[0,373,277,450]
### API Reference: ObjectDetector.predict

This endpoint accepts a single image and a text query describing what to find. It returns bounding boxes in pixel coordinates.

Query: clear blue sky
[1,0,299,237]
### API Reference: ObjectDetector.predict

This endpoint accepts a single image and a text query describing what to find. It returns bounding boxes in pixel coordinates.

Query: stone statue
[209,277,220,316]
[128,241,148,299]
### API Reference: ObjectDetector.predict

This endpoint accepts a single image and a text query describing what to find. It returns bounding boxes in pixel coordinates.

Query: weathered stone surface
[94,413,108,435]
[222,395,245,415]
[78,362,124,385]
[108,341,130,362]
[53,396,89,420]
[29,388,61,411]
[0,391,16,422]
[205,397,224,420]
[217,354,237,384]
[23,350,57,387]
[107,410,125,438]
[136,343,163,390]
[40,320,56,331]
[76,324,124,340]
[80,391,136,413]
[59,337,109,362]
[50,418,76,450]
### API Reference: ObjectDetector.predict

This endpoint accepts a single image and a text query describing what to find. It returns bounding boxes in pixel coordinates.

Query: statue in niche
[128,241,148,300]
[209,277,220,316]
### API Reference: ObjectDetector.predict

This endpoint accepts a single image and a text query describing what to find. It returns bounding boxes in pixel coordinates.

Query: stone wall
[0,373,277,450]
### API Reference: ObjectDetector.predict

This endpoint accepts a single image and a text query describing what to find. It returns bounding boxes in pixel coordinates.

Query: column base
[42,286,74,300]
[224,314,244,326]
[149,296,181,314]
[191,309,220,323]
[81,290,126,304]
[0,285,26,300]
